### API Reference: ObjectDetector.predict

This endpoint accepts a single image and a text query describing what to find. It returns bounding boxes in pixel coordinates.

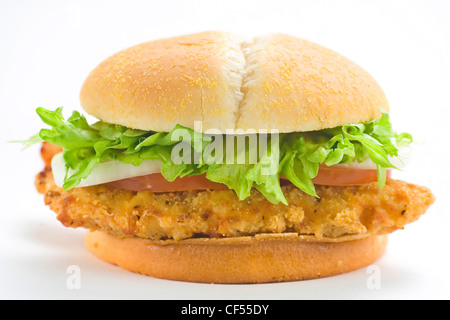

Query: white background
[1,0,449,300]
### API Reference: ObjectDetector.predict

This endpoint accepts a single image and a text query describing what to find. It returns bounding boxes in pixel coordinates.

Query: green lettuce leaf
[22,108,412,205]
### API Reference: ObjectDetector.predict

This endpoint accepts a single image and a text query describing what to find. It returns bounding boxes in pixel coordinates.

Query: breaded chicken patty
[36,165,434,241]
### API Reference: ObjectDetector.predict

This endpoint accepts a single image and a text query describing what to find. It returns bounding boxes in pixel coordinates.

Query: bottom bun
[84,231,388,284]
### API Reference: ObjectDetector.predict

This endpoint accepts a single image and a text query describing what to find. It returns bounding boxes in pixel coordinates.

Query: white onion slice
[51,153,162,188]
[50,144,412,189]
[328,145,412,170]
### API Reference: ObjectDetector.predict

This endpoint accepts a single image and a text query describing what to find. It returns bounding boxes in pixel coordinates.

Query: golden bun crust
[239,34,389,132]
[80,32,388,133]
[80,31,245,133]
[85,231,388,283]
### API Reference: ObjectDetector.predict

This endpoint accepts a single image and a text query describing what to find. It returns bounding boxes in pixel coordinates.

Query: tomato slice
[41,142,63,167]
[310,166,391,186]
[108,173,229,192]
[108,166,390,192]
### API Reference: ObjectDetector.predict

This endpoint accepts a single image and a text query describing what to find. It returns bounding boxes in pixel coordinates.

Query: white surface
[1,0,449,300]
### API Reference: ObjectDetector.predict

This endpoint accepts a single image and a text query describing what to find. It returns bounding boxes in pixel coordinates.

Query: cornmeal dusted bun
[80,31,388,133]
[85,231,388,284]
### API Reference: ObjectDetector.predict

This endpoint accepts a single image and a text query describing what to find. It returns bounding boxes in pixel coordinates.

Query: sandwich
[27,32,434,283]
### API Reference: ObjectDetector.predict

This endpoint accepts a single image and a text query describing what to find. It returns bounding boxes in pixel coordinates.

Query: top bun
[80,31,388,133]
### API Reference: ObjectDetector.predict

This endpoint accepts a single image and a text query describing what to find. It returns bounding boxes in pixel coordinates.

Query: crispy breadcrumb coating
[36,167,434,241]
[36,142,434,240]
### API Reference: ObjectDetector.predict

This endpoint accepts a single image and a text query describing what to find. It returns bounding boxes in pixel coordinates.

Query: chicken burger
[29,32,434,283]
